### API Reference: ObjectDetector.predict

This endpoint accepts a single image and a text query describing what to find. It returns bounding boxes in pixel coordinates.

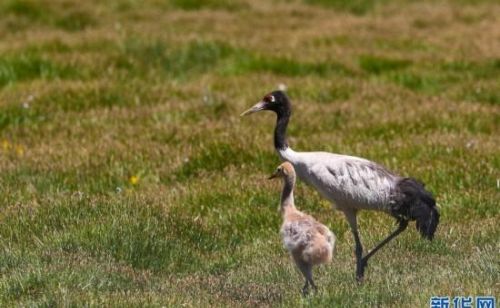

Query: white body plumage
[279,148,398,213]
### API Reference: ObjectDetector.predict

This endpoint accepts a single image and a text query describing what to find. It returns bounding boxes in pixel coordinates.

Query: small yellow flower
[2,140,10,151]
[15,145,25,157]
[129,175,139,185]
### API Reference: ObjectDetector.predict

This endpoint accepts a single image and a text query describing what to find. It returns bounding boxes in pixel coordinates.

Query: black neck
[274,112,290,151]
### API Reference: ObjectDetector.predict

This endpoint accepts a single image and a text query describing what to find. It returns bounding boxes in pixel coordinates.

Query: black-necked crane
[242,90,439,281]
[269,162,335,295]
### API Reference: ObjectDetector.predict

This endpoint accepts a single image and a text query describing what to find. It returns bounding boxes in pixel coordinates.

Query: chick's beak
[240,101,267,116]
[268,171,279,180]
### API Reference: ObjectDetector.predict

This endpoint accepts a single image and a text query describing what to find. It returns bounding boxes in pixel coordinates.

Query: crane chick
[269,162,335,295]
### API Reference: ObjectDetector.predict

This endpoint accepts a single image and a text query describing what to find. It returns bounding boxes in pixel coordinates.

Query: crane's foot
[301,285,310,296]
[301,281,310,296]
[356,259,368,283]
[311,283,318,292]
[356,273,364,283]
[302,285,318,296]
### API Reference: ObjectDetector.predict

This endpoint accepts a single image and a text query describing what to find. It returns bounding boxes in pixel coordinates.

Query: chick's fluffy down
[281,220,335,265]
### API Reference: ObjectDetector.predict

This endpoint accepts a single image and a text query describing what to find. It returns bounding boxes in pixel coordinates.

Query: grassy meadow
[0,0,499,306]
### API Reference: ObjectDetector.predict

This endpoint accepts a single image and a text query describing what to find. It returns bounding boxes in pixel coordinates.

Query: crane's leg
[362,219,408,263]
[344,211,409,282]
[343,210,365,282]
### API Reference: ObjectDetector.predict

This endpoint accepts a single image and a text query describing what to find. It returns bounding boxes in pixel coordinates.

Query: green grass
[226,55,351,77]
[359,55,412,74]
[463,86,500,105]
[1,0,96,31]
[0,0,499,306]
[170,0,246,10]
[303,0,385,15]
[114,40,236,78]
[113,39,351,79]
[0,53,80,87]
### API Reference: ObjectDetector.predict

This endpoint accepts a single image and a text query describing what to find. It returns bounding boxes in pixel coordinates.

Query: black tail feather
[394,178,440,240]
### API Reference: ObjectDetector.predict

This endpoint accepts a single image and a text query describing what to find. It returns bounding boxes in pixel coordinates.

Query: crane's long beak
[240,101,266,116]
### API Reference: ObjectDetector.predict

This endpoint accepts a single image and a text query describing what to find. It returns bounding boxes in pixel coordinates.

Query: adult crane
[241,90,439,281]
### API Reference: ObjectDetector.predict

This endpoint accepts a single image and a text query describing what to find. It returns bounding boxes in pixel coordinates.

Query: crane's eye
[264,94,275,103]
